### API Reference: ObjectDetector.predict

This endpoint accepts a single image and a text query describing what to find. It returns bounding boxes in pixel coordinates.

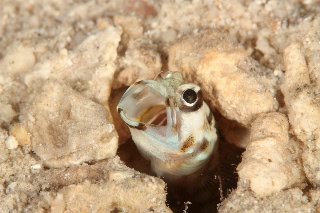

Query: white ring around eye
[177,84,203,112]
[182,88,198,106]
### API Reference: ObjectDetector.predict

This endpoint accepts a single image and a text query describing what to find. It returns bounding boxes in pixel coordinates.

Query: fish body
[117,71,218,181]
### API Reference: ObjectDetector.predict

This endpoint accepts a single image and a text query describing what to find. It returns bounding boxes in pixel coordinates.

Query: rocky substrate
[1,0,320,212]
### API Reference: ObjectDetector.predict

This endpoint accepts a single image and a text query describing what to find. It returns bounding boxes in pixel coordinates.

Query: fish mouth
[117,80,176,131]
[139,104,167,126]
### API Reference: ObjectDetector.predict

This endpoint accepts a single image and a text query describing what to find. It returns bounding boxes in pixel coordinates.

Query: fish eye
[179,86,203,112]
[183,89,198,104]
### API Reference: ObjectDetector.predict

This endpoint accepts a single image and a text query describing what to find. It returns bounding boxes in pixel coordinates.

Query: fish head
[117,71,218,176]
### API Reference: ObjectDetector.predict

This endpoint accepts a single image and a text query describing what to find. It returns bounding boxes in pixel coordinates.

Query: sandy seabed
[1,0,320,212]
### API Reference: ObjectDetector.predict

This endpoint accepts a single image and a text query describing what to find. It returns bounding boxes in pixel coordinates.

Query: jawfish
[117,71,219,182]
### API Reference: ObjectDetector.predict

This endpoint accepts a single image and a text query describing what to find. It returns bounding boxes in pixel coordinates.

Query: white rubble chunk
[54,157,170,212]
[169,30,278,127]
[25,81,118,168]
[237,112,305,197]
[281,43,320,186]
[5,136,19,150]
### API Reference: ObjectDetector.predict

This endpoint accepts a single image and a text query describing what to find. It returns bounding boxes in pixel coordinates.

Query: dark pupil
[183,89,197,104]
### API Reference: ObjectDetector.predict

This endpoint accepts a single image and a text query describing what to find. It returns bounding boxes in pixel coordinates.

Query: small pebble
[5,135,19,150]
[31,164,42,170]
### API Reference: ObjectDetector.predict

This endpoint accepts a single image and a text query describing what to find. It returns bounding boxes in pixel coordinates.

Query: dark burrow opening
[109,88,245,213]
